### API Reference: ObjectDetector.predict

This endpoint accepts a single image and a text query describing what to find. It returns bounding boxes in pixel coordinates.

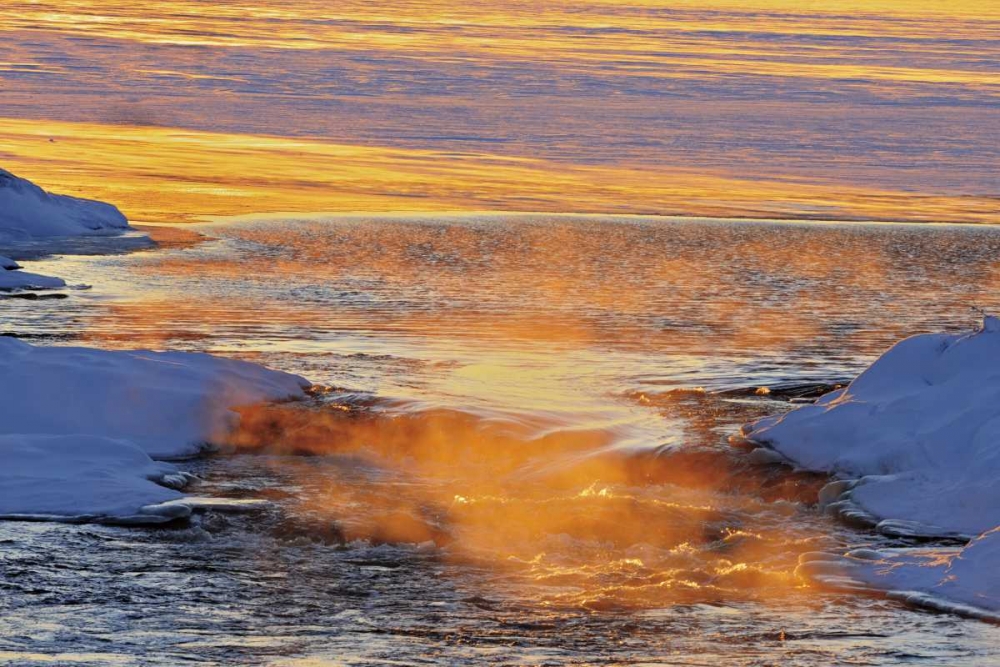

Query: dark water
[3,215,1000,665]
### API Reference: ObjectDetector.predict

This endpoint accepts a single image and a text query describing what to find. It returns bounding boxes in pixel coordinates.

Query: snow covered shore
[0,338,310,523]
[740,316,1000,619]
[0,169,311,523]
[0,168,135,293]
[0,168,130,240]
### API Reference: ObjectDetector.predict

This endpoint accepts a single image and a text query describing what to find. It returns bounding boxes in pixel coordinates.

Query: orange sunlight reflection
[2,118,997,225]
[3,0,998,620]
[227,390,829,610]
[81,215,964,361]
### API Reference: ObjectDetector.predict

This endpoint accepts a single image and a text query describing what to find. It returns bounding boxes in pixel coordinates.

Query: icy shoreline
[0,336,310,523]
[0,170,311,523]
[739,317,1000,621]
[0,168,135,294]
[0,168,130,240]
[5,167,999,623]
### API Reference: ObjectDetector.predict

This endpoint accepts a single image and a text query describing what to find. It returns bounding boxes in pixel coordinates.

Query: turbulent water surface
[4,214,1000,665]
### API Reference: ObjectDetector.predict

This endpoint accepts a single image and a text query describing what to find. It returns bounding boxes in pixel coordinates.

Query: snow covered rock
[741,316,1000,536]
[0,337,310,459]
[0,434,184,523]
[741,317,1000,618]
[0,168,131,240]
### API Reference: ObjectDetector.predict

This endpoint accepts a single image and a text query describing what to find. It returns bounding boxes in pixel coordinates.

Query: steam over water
[4,215,1000,664]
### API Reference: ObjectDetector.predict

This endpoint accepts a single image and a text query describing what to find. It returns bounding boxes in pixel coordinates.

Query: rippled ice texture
[3,215,1000,665]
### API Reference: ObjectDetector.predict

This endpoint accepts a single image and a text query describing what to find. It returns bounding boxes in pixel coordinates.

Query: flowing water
[3,214,1000,665]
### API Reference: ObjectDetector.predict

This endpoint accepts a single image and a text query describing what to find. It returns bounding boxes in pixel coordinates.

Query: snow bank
[0,168,131,240]
[0,172,308,523]
[0,337,310,459]
[741,316,1000,537]
[0,338,310,522]
[798,529,1000,622]
[0,267,66,291]
[740,317,1000,618]
[0,434,184,523]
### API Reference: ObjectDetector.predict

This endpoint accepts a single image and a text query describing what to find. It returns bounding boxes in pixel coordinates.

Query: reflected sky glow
[3,7,1000,661]
[1,0,997,222]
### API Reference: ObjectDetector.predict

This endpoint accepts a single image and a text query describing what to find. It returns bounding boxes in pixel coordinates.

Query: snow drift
[0,337,310,459]
[741,316,1000,618]
[0,266,66,291]
[798,529,1000,623]
[0,168,131,240]
[0,338,310,522]
[0,434,184,523]
[741,316,1000,537]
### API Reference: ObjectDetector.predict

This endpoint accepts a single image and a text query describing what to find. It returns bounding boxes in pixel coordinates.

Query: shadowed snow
[0,337,310,459]
[0,434,182,522]
[0,167,130,240]
[743,317,1000,618]
[0,338,310,523]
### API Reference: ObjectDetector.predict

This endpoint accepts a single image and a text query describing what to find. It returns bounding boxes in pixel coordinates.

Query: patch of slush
[798,529,1000,623]
[0,168,152,293]
[0,267,66,291]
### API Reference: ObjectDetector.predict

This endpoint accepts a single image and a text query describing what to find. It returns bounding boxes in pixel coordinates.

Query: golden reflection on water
[5,117,997,225]
[227,389,827,610]
[6,1,998,49]
[48,214,1000,611]
[40,216,924,609]
[80,215,1000,364]
[2,1,1000,653]
[3,0,1000,223]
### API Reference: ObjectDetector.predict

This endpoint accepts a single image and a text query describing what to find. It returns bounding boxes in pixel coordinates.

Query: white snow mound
[743,317,1000,618]
[0,434,183,522]
[0,167,131,240]
[742,316,1000,536]
[0,268,66,291]
[0,337,310,459]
